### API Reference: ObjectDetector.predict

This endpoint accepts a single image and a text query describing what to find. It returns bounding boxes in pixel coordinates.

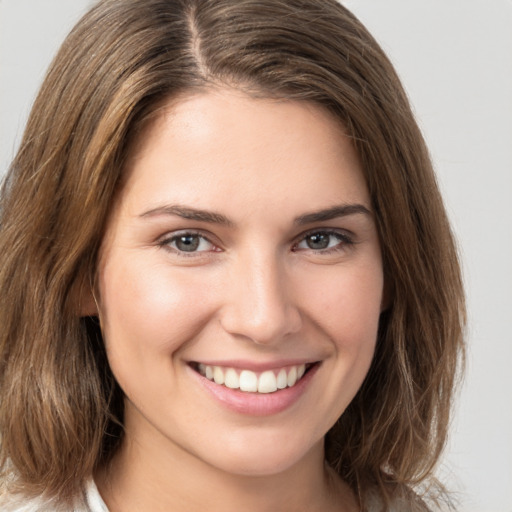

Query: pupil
[307,233,329,250]
[176,235,199,252]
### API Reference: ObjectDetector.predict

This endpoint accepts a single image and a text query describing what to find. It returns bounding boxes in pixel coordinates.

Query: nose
[219,251,302,345]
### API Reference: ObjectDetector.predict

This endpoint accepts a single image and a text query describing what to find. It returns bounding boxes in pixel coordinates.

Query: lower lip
[189,364,320,416]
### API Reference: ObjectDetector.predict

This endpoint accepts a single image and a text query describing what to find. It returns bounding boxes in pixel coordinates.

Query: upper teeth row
[198,364,307,394]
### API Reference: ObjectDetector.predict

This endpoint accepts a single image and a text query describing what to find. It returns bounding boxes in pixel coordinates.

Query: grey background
[1,1,511,511]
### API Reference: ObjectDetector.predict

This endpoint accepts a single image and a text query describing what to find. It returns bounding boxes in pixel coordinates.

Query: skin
[93,87,384,512]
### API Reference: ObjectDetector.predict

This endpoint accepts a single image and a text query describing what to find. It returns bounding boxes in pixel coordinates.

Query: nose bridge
[221,247,301,344]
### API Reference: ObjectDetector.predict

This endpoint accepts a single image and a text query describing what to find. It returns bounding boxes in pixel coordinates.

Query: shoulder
[0,479,108,512]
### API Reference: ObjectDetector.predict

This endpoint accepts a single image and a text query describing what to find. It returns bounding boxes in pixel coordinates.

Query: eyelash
[291,229,354,254]
[158,230,219,257]
[158,229,354,256]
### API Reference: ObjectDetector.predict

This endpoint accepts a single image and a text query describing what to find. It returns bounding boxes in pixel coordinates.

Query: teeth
[224,368,239,389]
[287,366,297,387]
[239,370,258,392]
[213,366,225,385]
[196,363,309,394]
[258,370,277,393]
[276,368,287,389]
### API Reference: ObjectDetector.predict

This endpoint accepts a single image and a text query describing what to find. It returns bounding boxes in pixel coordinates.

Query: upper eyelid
[289,230,355,256]
[157,230,218,253]
[293,227,354,243]
[156,227,354,251]
[158,229,216,244]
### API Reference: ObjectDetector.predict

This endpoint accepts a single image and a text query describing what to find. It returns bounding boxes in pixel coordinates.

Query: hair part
[0,0,465,509]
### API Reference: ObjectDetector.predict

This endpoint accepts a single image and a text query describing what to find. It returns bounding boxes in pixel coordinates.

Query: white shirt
[0,479,412,511]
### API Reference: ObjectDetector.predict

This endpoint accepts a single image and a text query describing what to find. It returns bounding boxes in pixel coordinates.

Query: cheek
[289,262,383,430]
[300,263,384,350]
[98,257,216,362]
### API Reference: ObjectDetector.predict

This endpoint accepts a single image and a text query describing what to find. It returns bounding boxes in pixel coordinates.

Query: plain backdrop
[1,1,511,511]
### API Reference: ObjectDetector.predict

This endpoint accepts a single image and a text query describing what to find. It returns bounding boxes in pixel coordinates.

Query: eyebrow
[140,203,371,226]
[294,204,372,225]
[140,205,234,226]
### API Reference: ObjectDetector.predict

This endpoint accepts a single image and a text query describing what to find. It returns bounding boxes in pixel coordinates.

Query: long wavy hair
[0,0,465,509]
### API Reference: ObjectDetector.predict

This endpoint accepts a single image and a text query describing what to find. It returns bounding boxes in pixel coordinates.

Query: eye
[293,230,352,252]
[161,232,218,254]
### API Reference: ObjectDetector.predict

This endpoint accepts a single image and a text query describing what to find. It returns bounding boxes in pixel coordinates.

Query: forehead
[118,87,369,218]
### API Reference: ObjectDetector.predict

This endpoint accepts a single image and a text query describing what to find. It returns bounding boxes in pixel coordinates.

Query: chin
[197,430,323,477]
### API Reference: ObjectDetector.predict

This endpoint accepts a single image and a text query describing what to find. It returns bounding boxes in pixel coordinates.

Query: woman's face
[96,88,384,476]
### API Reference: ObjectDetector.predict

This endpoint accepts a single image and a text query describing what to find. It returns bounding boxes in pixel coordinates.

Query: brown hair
[0,0,465,509]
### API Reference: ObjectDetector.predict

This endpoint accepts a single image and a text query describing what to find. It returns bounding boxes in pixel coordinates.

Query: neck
[95,421,357,512]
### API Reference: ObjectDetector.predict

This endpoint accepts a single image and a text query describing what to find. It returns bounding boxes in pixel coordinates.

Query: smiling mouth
[190,363,316,394]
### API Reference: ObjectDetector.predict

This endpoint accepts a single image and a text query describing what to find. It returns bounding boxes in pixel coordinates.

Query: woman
[0,0,465,510]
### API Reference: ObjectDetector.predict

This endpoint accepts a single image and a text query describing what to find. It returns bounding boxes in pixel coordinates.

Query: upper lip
[189,359,319,372]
